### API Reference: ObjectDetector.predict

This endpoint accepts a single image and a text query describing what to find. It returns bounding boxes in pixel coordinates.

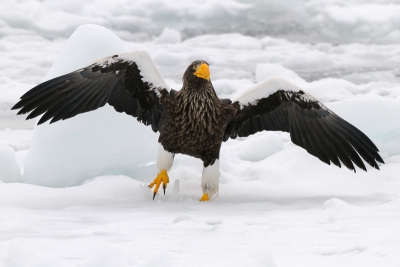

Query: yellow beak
[194,63,210,81]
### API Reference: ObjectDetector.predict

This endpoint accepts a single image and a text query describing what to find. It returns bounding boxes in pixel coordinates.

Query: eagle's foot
[199,193,210,202]
[148,169,169,199]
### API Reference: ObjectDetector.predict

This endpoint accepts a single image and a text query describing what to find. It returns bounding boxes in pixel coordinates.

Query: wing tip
[11,103,21,110]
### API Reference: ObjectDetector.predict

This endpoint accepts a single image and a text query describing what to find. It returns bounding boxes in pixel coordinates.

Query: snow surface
[154,27,182,44]
[2,0,400,44]
[0,144,22,183]
[1,1,400,266]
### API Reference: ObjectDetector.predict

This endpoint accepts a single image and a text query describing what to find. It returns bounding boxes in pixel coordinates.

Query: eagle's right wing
[12,50,172,132]
[224,77,384,172]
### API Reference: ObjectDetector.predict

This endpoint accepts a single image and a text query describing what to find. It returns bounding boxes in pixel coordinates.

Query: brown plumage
[159,60,236,166]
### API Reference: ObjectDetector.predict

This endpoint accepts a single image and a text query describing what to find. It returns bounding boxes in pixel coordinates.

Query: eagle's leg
[200,160,220,201]
[148,145,174,199]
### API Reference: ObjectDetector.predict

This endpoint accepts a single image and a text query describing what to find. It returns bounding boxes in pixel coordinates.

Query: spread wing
[224,77,384,172]
[12,50,171,132]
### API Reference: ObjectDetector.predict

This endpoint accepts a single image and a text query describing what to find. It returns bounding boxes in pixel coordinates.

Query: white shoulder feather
[92,50,170,92]
[231,76,319,108]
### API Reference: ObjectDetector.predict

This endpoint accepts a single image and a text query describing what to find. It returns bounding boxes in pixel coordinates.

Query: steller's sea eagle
[12,50,384,201]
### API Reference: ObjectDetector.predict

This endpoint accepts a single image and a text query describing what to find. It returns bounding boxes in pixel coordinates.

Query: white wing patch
[231,77,301,105]
[92,50,170,93]
[231,76,324,109]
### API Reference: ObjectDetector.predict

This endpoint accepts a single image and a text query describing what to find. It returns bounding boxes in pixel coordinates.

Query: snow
[45,25,129,80]
[154,27,182,44]
[326,96,400,138]
[184,33,262,50]
[238,132,285,162]
[1,1,400,266]
[2,0,400,44]
[256,63,306,85]
[0,144,22,183]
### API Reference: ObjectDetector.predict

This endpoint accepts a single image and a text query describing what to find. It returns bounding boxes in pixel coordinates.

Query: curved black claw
[153,192,157,200]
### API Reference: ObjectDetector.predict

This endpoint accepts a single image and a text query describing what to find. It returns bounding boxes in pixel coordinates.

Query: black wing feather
[225,89,384,172]
[12,55,170,133]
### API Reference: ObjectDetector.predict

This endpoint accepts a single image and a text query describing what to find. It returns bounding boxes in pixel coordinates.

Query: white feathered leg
[200,160,220,201]
[156,144,174,172]
[149,144,174,199]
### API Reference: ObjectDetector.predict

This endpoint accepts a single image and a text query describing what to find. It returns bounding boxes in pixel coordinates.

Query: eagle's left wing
[12,50,172,132]
[224,77,384,172]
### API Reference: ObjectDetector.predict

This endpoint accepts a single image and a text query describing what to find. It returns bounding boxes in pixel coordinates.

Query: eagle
[12,50,384,201]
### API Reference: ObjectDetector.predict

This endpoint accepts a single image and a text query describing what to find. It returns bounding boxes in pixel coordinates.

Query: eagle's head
[183,60,210,86]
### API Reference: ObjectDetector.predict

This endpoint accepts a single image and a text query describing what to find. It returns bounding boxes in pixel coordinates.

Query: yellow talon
[148,170,169,199]
[200,193,210,202]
